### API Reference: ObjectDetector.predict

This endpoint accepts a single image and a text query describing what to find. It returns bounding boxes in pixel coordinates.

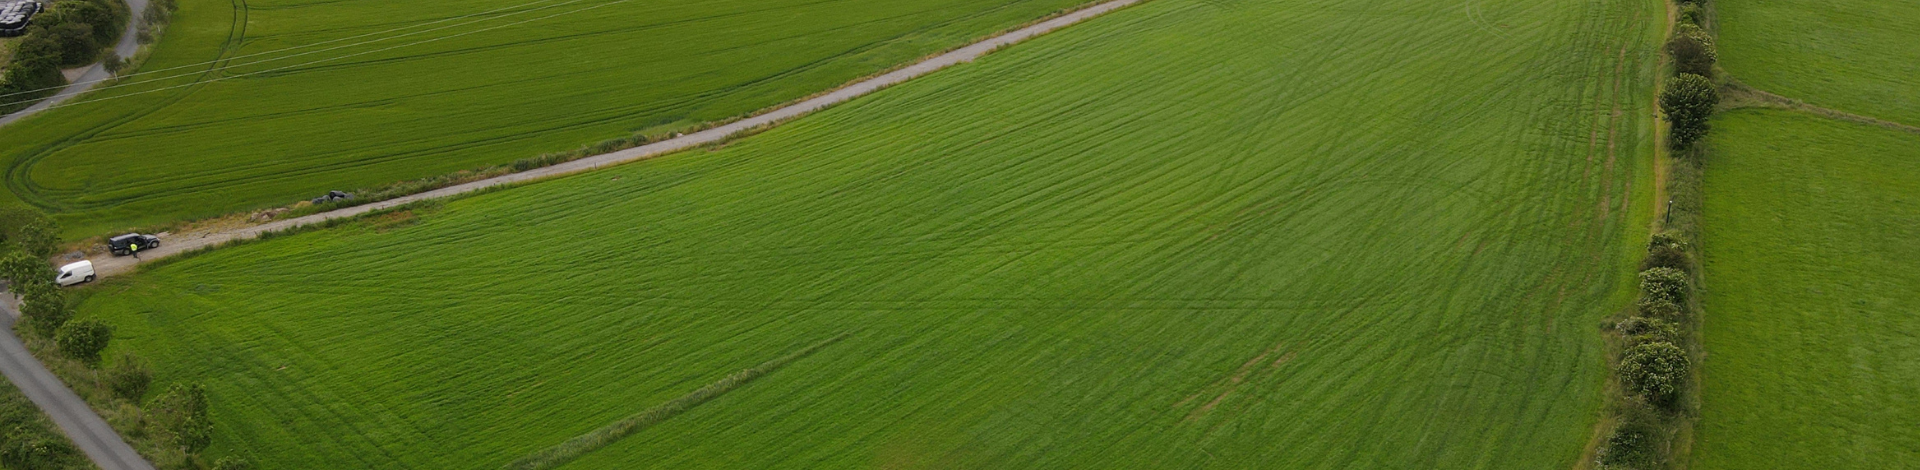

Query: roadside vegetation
[67,0,1661,467]
[1,377,94,470]
[0,0,1098,238]
[3,205,246,469]
[0,0,129,114]
[1684,0,1920,466]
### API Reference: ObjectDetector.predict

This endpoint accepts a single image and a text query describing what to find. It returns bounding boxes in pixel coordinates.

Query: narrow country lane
[1,290,156,470]
[0,0,152,127]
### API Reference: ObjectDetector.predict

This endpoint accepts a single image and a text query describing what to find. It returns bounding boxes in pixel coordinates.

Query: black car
[311,190,353,205]
[0,1,40,37]
[108,233,161,256]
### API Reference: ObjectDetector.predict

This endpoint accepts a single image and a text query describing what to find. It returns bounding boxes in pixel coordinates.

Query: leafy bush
[1597,423,1657,468]
[53,319,113,364]
[155,383,214,454]
[1643,244,1690,272]
[18,288,73,335]
[107,352,154,401]
[103,51,125,74]
[43,22,101,67]
[0,425,81,469]
[1668,24,1717,78]
[0,250,52,286]
[44,0,124,45]
[1637,297,1682,318]
[0,206,61,258]
[1618,317,1680,345]
[211,456,254,470]
[1639,267,1689,305]
[1660,74,1718,150]
[1648,231,1685,252]
[1678,4,1705,26]
[1620,341,1688,406]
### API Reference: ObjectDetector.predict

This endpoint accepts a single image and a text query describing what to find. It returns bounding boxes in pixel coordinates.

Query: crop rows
[0,0,1092,236]
[75,0,1660,467]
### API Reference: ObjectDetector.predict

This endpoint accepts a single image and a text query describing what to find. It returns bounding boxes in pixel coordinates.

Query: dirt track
[86,0,1143,279]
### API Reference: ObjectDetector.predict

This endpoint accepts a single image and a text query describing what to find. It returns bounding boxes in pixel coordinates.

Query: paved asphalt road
[0,289,156,470]
[0,0,153,128]
[1,2,1140,468]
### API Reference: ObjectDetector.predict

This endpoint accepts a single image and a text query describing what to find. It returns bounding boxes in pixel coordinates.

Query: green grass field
[0,0,1091,237]
[1715,0,1920,125]
[1694,110,1920,469]
[71,0,1661,467]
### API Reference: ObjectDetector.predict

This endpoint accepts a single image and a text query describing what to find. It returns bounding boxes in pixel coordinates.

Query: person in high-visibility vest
[130,242,140,258]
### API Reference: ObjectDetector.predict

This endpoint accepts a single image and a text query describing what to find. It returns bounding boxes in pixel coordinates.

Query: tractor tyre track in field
[4,0,253,212]
[79,0,1145,280]
[1,2,1139,467]
[1719,79,1920,135]
[0,291,156,470]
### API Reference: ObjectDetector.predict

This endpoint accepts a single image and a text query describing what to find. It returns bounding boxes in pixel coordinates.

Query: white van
[55,260,94,287]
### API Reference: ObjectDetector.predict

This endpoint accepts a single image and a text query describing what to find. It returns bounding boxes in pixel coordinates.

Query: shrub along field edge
[1591,0,1717,468]
[3,205,248,469]
[1,374,94,470]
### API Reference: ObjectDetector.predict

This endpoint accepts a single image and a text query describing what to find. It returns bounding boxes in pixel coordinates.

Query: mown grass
[1715,0,1920,125]
[72,0,1660,467]
[1692,110,1920,469]
[0,0,1094,237]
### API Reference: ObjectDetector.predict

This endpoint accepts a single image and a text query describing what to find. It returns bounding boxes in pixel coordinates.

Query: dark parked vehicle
[311,190,354,205]
[108,233,161,256]
[0,1,40,37]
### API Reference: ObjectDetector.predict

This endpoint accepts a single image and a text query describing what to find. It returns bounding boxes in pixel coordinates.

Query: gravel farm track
[1,1,1138,468]
[80,0,1142,280]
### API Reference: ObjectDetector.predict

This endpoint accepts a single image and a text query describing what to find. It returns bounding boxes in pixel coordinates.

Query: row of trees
[1598,1,1716,468]
[1660,6,1721,150]
[1,209,89,469]
[1598,234,1697,469]
[4,205,248,469]
[0,0,129,113]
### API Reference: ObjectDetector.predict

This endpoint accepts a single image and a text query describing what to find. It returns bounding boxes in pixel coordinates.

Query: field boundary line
[82,0,1146,279]
[504,333,848,470]
[1719,79,1920,135]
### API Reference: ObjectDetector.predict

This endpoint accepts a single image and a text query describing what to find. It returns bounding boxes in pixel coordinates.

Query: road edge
[0,291,156,470]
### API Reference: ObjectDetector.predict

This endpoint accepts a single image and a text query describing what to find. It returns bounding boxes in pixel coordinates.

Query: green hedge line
[1597,1,1718,468]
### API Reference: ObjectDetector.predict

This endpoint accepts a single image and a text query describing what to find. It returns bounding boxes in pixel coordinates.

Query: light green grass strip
[504,333,847,470]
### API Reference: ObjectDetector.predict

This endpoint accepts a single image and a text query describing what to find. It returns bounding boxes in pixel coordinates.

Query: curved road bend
[1,290,156,470]
[87,0,1144,279]
[0,0,152,128]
